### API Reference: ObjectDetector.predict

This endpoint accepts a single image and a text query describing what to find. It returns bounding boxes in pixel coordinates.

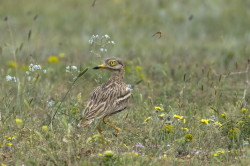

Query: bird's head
[93,58,124,71]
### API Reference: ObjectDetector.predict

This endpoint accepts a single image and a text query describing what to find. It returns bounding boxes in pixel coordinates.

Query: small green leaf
[28,29,32,40]
[77,68,88,79]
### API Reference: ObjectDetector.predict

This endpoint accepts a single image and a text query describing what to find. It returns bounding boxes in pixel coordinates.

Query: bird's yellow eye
[109,61,116,66]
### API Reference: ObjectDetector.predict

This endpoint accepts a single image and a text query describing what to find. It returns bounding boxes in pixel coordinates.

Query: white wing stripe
[117,92,131,102]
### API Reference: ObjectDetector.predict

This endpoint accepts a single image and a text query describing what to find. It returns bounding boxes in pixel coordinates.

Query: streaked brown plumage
[78,58,131,135]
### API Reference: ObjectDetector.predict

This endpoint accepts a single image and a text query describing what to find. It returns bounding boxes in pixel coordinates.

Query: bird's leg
[103,116,121,137]
[96,120,103,135]
[95,120,107,144]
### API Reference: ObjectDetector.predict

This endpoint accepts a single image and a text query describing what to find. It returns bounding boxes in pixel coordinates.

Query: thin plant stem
[48,68,88,127]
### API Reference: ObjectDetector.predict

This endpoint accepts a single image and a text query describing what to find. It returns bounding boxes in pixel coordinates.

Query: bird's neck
[110,69,125,82]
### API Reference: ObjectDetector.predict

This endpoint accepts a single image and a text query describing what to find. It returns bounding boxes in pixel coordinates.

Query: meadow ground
[0,0,250,165]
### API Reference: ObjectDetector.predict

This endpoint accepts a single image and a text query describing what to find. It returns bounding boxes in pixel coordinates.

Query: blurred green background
[1,0,249,106]
[1,0,249,64]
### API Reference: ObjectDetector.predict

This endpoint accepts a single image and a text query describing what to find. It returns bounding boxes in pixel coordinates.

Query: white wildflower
[47,100,55,107]
[29,64,41,72]
[104,34,110,38]
[25,71,29,75]
[108,40,115,45]
[6,75,16,82]
[43,70,47,74]
[71,66,77,70]
[88,39,93,44]
[100,48,107,52]
[66,66,70,72]
[6,75,12,81]
[66,65,78,72]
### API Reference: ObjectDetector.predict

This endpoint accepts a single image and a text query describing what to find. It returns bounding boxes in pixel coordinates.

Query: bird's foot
[113,127,121,137]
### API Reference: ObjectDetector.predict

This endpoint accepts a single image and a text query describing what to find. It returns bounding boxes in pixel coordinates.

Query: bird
[78,58,132,136]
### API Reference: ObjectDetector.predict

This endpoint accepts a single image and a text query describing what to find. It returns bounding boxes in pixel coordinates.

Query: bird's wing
[83,83,131,120]
[113,84,131,113]
[83,86,106,120]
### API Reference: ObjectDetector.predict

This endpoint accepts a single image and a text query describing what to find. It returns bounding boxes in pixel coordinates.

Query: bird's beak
[93,64,107,69]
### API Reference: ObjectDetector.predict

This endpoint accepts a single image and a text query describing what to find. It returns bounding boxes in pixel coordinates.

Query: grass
[0,0,250,165]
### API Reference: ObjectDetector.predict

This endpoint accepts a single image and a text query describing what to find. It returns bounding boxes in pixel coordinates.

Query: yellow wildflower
[7,143,12,146]
[173,114,183,120]
[58,53,65,58]
[185,134,193,142]
[98,153,103,156]
[213,150,225,157]
[7,61,18,68]
[182,119,186,124]
[200,119,210,125]
[135,66,142,72]
[162,124,174,133]
[104,150,115,158]
[155,106,164,111]
[15,118,23,128]
[181,128,189,132]
[7,137,12,140]
[221,113,226,118]
[214,121,222,127]
[132,152,139,156]
[213,153,218,157]
[48,56,59,63]
[158,113,165,119]
[144,117,151,123]
[217,150,224,154]
[241,108,248,114]
[42,125,48,132]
